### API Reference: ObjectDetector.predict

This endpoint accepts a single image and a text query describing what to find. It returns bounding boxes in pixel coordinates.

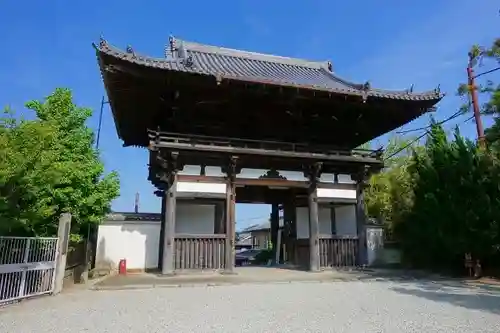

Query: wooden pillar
[214,201,225,234]
[223,157,237,274]
[330,205,336,236]
[157,190,166,270]
[270,203,280,265]
[160,152,179,275]
[356,170,368,266]
[283,194,296,264]
[306,163,322,272]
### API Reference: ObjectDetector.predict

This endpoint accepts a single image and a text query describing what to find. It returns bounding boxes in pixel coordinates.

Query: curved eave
[94,41,444,103]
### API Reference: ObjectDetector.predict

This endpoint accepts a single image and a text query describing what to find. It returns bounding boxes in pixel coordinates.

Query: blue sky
[1,0,498,230]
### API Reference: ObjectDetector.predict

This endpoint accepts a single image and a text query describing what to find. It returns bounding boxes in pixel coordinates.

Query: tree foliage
[365,136,419,230]
[395,123,500,271]
[0,88,120,239]
[365,33,500,274]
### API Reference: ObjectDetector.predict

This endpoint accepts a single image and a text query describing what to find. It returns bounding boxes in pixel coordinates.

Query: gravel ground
[1,280,499,333]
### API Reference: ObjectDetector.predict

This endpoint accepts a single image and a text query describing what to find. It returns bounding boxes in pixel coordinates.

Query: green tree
[0,88,120,240]
[365,136,420,227]
[395,122,500,272]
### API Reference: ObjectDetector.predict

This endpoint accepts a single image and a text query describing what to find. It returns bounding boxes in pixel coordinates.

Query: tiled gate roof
[95,36,443,102]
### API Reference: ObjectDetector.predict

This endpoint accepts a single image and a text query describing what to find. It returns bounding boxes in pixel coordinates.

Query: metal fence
[0,237,59,304]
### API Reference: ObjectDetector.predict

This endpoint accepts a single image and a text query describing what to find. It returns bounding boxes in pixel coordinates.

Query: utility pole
[86,95,109,273]
[134,192,140,213]
[467,52,486,147]
[96,96,108,150]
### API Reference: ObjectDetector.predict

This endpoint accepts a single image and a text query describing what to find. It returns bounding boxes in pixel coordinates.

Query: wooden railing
[148,130,383,159]
[174,234,226,270]
[319,235,359,268]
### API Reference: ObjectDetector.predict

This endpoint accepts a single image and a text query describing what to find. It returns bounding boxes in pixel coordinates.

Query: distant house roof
[240,217,284,233]
[95,37,442,102]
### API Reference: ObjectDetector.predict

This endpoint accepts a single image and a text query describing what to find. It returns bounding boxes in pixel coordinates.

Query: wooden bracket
[155,150,180,187]
[222,155,239,183]
[303,162,323,185]
[353,165,371,184]
[154,190,165,198]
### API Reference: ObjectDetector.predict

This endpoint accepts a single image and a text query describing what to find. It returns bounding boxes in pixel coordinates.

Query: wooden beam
[149,149,382,177]
[177,175,226,183]
[150,139,382,164]
[317,197,356,204]
[176,192,226,199]
[174,174,354,190]
[235,178,307,188]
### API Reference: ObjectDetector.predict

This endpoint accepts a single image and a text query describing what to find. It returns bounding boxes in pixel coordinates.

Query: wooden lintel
[317,182,356,190]
[176,174,355,189]
[235,178,308,188]
[177,175,226,183]
[175,234,226,239]
[317,197,356,204]
[177,197,224,205]
[176,192,226,199]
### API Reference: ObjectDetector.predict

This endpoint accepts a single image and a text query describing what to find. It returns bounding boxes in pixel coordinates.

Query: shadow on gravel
[391,280,500,314]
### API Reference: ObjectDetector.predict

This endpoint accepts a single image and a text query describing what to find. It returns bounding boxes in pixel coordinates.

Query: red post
[467,55,485,147]
[119,258,127,275]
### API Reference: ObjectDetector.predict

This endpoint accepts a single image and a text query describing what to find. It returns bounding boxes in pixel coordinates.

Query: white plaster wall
[178,165,224,177]
[96,204,216,270]
[316,188,357,200]
[177,182,226,194]
[294,205,358,239]
[335,205,357,236]
[176,203,215,234]
[96,220,160,270]
[296,207,332,239]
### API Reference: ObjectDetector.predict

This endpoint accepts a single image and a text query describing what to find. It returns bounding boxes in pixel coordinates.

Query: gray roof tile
[95,37,443,102]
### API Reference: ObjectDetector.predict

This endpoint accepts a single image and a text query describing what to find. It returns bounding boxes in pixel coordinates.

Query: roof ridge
[177,39,331,70]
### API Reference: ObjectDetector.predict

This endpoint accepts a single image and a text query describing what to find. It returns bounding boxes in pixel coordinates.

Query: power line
[475,66,500,79]
[395,65,499,138]
[383,131,428,161]
[383,114,475,161]
[396,109,464,135]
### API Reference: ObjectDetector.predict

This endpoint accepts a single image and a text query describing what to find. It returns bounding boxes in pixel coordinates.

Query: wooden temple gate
[148,143,376,274]
[94,35,442,274]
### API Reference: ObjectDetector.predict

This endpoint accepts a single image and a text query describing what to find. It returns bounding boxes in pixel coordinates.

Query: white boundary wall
[96,204,216,270]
